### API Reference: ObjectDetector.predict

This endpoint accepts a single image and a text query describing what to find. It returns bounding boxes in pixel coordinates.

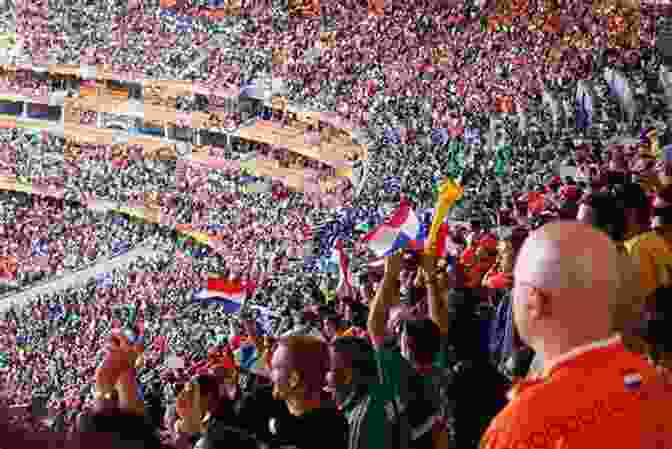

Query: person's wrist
[177,418,201,435]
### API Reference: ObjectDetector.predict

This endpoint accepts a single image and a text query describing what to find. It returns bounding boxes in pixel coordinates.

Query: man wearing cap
[480,222,672,449]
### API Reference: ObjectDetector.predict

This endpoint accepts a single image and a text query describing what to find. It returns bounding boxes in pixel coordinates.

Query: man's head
[618,183,651,236]
[386,304,413,338]
[512,222,622,359]
[326,337,377,405]
[635,287,672,371]
[240,316,259,338]
[192,374,219,411]
[399,318,441,366]
[322,315,343,341]
[652,184,672,230]
[270,336,329,404]
[209,355,239,400]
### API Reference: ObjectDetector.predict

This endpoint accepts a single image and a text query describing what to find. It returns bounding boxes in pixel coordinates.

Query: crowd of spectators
[2,188,672,448]
[0,70,49,100]
[1,127,337,274]
[0,236,331,428]
[0,190,156,295]
[1,1,672,449]
[0,0,13,35]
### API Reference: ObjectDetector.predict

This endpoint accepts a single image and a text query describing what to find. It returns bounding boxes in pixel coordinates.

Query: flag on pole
[361,199,421,257]
[425,178,463,255]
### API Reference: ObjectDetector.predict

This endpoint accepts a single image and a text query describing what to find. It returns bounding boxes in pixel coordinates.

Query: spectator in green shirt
[363,252,450,449]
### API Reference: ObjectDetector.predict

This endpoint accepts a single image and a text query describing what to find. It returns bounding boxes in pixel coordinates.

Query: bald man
[481,221,672,449]
[269,336,348,449]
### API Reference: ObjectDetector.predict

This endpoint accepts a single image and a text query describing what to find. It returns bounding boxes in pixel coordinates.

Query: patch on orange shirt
[481,341,672,449]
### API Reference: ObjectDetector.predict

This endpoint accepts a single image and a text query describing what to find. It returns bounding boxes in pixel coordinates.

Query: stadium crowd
[2,1,672,449]
[0,191,157,295]
[1,133,672,448]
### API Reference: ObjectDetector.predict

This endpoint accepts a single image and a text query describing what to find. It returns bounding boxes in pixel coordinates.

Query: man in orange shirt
[481,221,672,449]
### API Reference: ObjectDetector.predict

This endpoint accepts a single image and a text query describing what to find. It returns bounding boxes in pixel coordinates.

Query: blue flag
[112,241,129,256]
[464,127,481,146]
[32,240,49,257]
[431,128,449,146]
[48,304,64,320]
[576,90,593,130]
[384,128,402,145]
[112,216,127,226]
[257,314,273,336]
[383,176,401,194]
[240,81,257,97]
[96,272,113,288]
[207,224,226,232]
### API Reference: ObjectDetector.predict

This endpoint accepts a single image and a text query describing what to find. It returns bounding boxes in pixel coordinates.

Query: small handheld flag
[361,199,421,257]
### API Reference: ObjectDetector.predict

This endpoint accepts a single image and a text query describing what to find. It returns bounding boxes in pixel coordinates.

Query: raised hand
[175,381,205,434]
[95,332,143,391]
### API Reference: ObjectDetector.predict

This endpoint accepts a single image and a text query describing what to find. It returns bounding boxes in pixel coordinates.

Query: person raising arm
[94,330,145,417]
[367,252,402,346]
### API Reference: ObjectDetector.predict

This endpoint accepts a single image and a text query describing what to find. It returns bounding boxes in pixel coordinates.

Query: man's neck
[624,223,647,241]
[657,226,672,242]
[286,396,322,417]
[538,334,621,376]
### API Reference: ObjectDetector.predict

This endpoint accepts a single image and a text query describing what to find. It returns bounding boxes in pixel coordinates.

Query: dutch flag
[361,199,421,257]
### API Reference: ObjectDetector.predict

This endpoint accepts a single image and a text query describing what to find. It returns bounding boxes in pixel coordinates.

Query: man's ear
[288,370,301,391]
[342,367,354,386]
[527,287,550,320]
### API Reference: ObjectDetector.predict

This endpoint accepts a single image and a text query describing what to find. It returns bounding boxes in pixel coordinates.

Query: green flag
[355,222,371,232]
[127,305,137,325]
[494,144,512,177]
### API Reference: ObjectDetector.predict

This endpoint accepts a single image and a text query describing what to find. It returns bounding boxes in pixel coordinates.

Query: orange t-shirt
[481,337,672,449]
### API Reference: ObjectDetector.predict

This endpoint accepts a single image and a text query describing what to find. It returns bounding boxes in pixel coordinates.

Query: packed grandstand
[0,0,672,448]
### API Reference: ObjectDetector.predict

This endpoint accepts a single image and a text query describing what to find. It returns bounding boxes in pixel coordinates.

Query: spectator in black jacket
[269,336,349,449]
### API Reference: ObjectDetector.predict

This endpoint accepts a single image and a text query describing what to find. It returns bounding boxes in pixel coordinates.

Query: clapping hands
[94,332,143,393]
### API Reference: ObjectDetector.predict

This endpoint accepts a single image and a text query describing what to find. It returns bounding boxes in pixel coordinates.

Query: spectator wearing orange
[482,240,515,291]
[458,221,499,292]
[481,221,672,449]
